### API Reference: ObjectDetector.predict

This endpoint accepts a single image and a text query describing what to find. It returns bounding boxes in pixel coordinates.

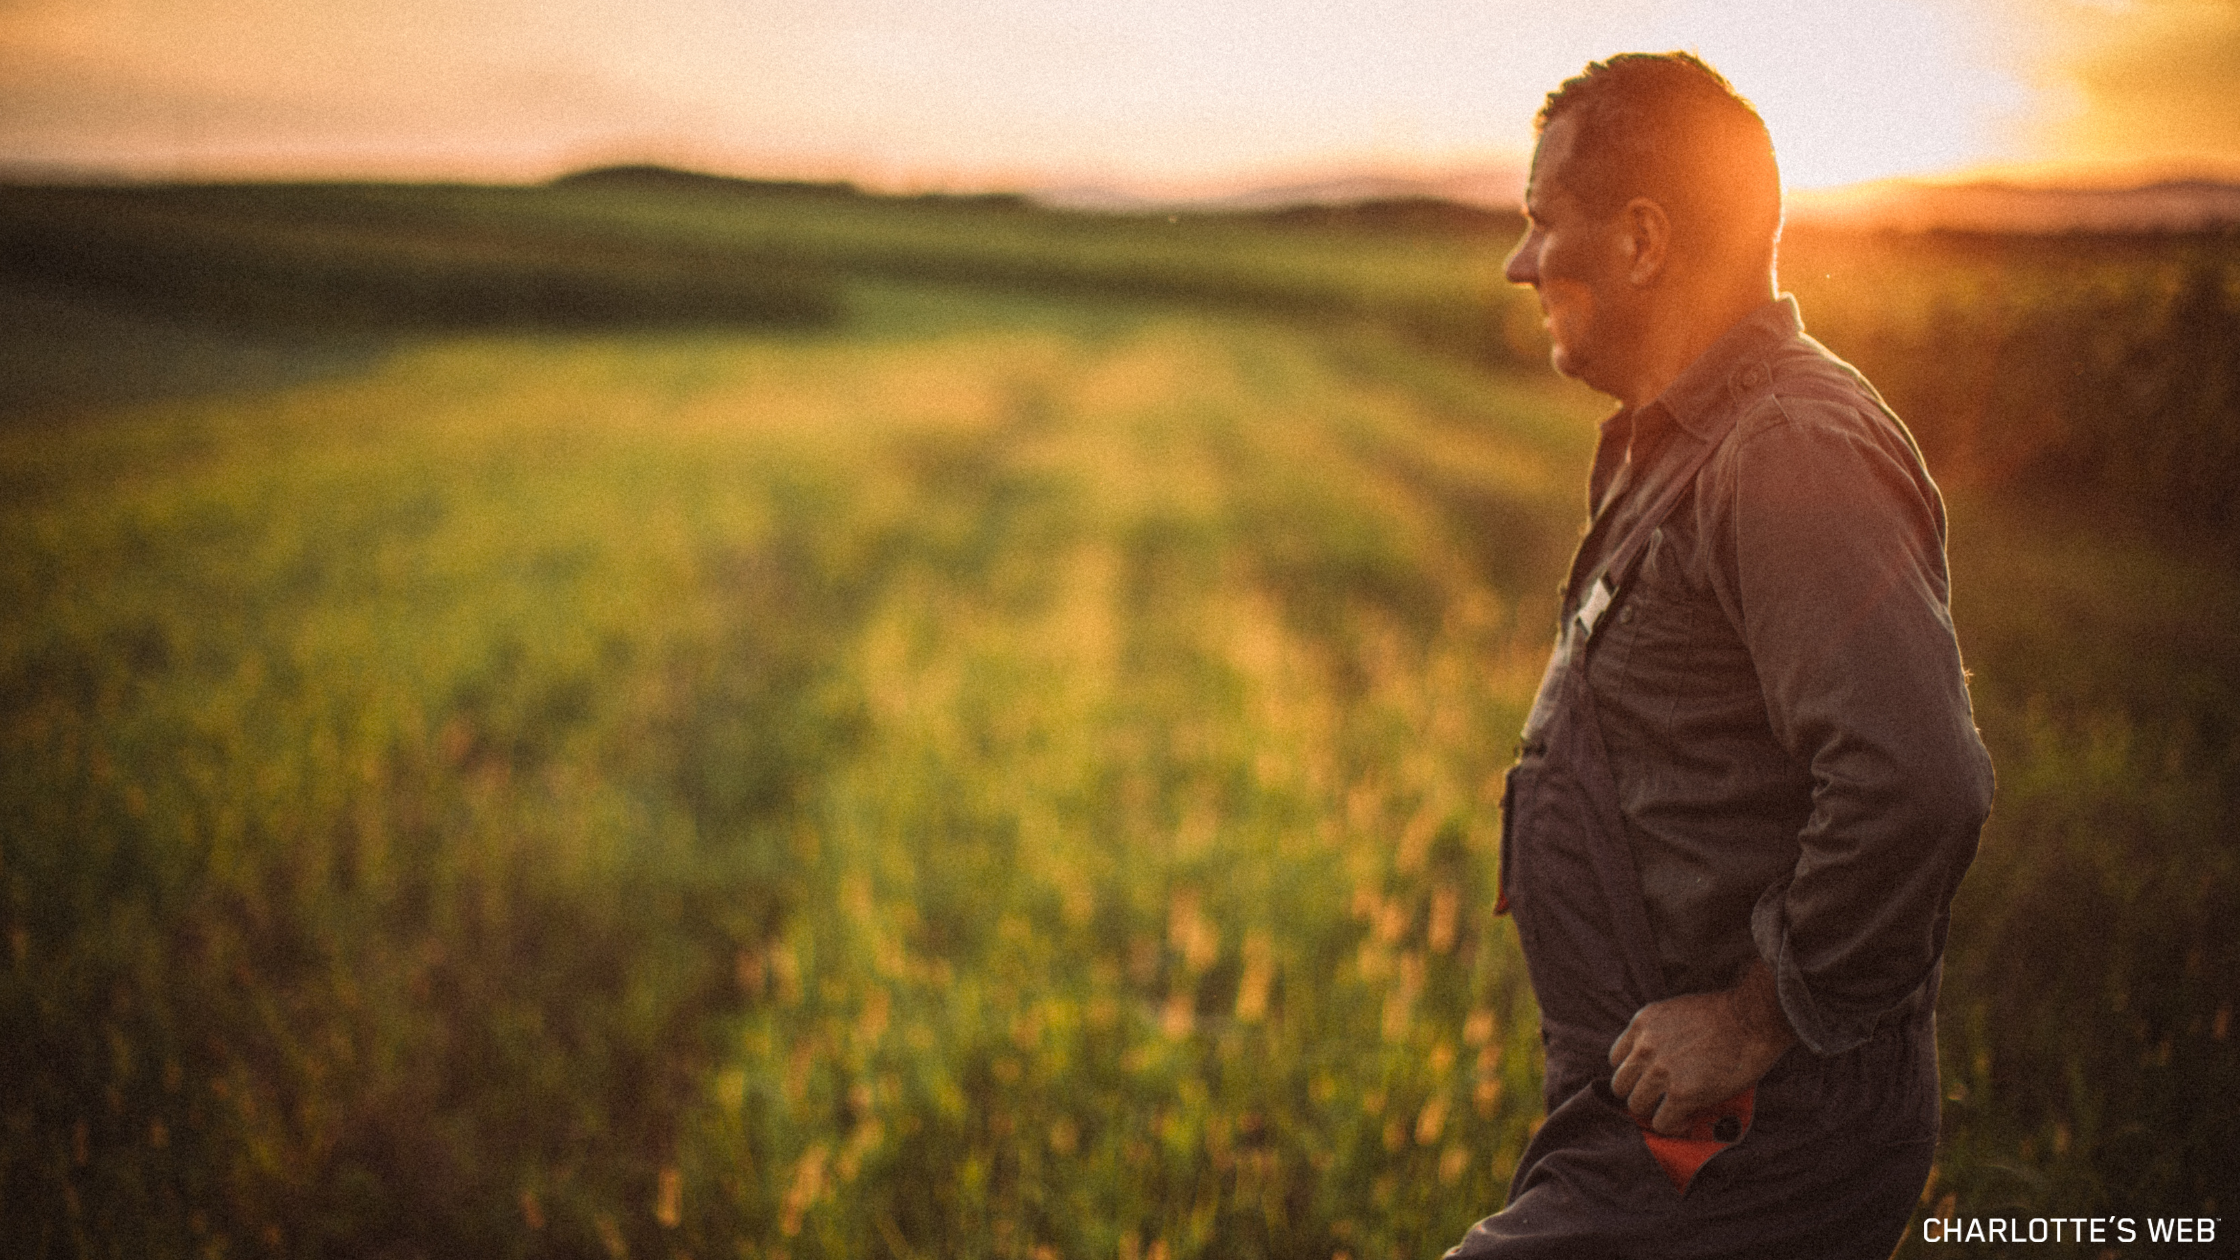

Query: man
[1446,54,1994,1258]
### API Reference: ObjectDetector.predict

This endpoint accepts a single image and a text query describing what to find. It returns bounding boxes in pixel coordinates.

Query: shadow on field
[0,185,842,335]
[0,280,392,421]
[0,182,846,421]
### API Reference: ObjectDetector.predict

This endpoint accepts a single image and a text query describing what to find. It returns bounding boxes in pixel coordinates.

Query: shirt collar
[1650,295,1803,444]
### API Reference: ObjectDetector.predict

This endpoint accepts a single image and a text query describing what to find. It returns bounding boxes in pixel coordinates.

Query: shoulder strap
[1571,374,1865,643]
[1569,430,1719,641]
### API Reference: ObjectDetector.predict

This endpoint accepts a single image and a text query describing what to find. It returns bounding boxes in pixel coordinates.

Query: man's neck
[1609,276,1777,411]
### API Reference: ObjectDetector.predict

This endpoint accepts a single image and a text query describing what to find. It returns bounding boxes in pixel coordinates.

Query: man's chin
[1548,352,1619,399]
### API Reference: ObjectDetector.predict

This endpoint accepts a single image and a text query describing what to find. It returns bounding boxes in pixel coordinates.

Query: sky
[3,0,2237,195]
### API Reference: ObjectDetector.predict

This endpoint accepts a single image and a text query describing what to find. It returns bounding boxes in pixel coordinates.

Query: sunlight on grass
[2,310,1596,1256]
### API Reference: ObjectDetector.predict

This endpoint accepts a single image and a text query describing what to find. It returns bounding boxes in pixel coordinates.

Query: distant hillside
[1787,178,2240,233]
[551,165,864,199]
[1182,169,1527,213]
[550,162,2240,237]
[1044,165,2240,235]
[554,164,1036,211]
[1035,168,1527,216]
[1239,197,1516,236]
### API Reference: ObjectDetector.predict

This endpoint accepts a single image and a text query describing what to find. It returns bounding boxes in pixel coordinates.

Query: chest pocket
[1586,526,1674,663]
[1585,520,1744,723]
[1626,525,1699,631]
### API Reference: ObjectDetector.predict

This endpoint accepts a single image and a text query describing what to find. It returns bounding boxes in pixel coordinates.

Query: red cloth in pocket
[1634,1086,1754,1193]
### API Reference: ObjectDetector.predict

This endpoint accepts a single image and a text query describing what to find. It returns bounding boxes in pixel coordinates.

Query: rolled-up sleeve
[1717,398,1995,1056]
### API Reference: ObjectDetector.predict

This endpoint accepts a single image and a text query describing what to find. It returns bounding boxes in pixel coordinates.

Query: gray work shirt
[1569,296,1994,1057]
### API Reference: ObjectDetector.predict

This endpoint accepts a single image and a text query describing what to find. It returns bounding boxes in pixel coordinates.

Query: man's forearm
[1727,410,1993,1054]
[1722,955,1797,1055]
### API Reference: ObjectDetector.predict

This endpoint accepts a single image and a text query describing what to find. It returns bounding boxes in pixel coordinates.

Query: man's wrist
[1725,957,1798,1053]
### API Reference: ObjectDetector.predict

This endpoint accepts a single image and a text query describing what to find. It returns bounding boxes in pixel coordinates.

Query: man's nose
[1503,236,1537,286]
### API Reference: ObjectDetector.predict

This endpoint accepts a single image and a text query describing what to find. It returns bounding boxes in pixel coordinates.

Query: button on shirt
[1568,297,1994,1057]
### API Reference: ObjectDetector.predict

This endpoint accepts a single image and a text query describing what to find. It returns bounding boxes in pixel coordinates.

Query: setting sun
[1640,0,2038,189]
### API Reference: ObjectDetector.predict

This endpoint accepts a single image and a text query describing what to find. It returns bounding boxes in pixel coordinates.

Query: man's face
[1503,115,1640,392]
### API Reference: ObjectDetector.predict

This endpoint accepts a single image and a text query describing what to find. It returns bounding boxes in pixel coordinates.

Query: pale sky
[3,0,2236,194]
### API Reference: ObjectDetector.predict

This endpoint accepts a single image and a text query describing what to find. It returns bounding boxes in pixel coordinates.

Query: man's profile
[1446,53,1993,1258]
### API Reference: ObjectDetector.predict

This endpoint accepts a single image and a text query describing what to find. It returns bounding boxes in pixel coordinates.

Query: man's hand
[1608,957,1797,1135]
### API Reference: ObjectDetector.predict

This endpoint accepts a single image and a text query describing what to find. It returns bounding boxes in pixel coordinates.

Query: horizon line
[10,149,2240,199]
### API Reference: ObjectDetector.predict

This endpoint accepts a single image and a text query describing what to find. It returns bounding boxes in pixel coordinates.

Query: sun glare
[1645,0,2035,188]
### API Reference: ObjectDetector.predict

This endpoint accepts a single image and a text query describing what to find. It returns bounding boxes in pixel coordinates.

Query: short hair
[1536,52,1782,270]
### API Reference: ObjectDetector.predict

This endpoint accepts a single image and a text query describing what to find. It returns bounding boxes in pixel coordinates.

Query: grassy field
[2,181,2236,1258]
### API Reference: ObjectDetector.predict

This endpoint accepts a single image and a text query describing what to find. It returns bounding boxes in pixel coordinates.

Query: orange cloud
[2043,0,2240,173]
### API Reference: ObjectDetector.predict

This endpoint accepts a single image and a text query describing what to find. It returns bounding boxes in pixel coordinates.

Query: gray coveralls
[1449,304,1987,1259]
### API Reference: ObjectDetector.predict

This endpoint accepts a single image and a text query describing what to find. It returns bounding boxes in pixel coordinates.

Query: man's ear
[1620,197,1670,286]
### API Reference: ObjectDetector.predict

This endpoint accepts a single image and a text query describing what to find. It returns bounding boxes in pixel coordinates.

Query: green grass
[0,296,1603,1256]
[3,185,2236,1258]
[1782,227,2240,540]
